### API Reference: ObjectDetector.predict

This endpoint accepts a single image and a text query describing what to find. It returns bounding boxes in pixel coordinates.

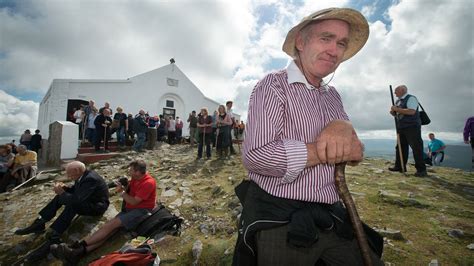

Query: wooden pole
[334,163,372,266]
[390,85,407,174]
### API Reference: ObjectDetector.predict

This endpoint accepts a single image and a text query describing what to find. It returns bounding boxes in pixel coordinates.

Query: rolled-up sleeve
[242,74,307,181]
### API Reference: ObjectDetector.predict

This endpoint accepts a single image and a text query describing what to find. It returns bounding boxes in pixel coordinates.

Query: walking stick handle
[334,163,373,266]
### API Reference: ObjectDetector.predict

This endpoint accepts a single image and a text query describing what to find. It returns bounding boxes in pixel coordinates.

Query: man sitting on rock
[15,161,109,261]
[51,160,157,263]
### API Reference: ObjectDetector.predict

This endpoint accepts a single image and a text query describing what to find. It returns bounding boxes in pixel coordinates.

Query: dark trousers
[395,126,426,172]
[146,128,157,149]
[95,129,109,151]
[39,195,105,234]
[0,172,14,192]
[198,132,211,158]
[256,224,383,266]
[176,129,182,142]
[168,131,176,145]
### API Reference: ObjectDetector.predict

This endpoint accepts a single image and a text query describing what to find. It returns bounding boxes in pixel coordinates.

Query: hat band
[311,9,334,20]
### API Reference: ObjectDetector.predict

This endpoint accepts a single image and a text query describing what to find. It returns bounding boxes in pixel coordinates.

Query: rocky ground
[0,142,473,265]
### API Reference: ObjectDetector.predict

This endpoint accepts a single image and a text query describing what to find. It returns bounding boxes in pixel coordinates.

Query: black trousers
[39,195,106,234]
[95,129,109,151]
[394,126,426,172]
[256,224,383,266]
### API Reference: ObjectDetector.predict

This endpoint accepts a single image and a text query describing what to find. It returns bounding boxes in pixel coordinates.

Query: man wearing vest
[389,85,427,177]
[51,160,157,264]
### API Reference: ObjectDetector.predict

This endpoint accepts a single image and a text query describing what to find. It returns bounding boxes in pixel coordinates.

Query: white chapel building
[38,62,237,138]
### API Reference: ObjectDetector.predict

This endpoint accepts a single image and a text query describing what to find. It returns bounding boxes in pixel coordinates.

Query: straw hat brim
[282,8,369,62]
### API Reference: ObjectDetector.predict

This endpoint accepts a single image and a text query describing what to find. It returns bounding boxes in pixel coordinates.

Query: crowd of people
[68,100,245,158]
[3,6,473,265]
[12,160,156,263]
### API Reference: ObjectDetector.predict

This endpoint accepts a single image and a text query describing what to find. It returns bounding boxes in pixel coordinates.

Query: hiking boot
[388,166,403,172]
[414,171,428,177]
[15,218,45,235]
[50,243,84,265]
[24,240,53,262]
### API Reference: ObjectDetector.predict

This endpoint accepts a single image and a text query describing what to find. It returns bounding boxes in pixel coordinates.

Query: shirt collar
[399,92,409,99]
[286,61,328,91]
[77,171,86,184]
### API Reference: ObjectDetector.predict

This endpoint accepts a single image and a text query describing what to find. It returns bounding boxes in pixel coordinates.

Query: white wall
[38,64,227,138]
[59,121,79,159]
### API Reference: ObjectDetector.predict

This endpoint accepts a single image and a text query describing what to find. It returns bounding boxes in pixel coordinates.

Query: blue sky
[0,0,472,142]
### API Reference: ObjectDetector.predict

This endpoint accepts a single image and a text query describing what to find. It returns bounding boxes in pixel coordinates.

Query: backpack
[132,204,183,239]
[89,244,156,266]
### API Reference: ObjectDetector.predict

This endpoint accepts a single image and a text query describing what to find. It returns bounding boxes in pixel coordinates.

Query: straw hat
[282,7,369,62]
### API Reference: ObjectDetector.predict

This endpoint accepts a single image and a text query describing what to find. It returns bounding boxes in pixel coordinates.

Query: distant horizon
[1,136,471,171]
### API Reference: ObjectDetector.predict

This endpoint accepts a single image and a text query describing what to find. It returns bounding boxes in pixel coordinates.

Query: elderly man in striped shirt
[233,8,384,266]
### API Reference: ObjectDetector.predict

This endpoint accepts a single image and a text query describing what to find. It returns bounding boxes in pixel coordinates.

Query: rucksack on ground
[132,204,183,239]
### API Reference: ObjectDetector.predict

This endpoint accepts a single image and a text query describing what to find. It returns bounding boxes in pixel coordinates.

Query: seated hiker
[427,133,446,166]
[51,159,157,263]
[0,144,37,192]
[0,145,14,185]
[14,161,110,261]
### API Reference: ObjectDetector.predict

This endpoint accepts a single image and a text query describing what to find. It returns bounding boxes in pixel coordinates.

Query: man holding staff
[389,85,427,177]
[233,7,383,265]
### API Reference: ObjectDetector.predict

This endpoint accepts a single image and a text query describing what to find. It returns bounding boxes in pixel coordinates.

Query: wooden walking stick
[390,85,407,174]
[103,123,108,151]
[335,163,372,266]
[215,127,220,148]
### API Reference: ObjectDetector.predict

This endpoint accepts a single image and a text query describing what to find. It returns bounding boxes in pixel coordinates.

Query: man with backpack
[388,85,427,177]
[51,160,156,263]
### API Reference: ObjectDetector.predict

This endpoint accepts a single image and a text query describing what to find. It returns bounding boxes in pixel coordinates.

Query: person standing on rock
[51,160,156,264]
[30,129,42,154]
[14,161,109,262]
[188,110,198,146]
[197,108,213,160]
[388,85,427,177]
[94,108,112,153]
[233,7,383,265]
[133,110,147,152]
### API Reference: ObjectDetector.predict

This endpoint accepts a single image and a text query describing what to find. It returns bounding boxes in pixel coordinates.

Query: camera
[108,176,129,189]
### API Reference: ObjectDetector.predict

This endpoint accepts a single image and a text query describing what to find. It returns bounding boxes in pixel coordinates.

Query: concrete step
[80,141,120,148]
[78,146,120,154]
[76,152,120,164]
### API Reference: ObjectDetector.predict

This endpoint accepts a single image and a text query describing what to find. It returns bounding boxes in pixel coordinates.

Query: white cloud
[0,90,39,138]
[331,0,473,140]
[0,0,472,142]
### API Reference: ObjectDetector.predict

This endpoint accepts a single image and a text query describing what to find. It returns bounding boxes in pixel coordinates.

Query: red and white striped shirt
[242,61,349,203]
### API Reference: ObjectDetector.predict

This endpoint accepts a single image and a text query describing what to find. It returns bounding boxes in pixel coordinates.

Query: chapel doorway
[163,108,176,119]
[66,99,89,122]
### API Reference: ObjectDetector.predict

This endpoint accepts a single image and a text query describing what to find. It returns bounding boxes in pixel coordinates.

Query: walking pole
[103,124,107,151]
[390,85,407,174]
[335,163,372,266]
[203,125,206,154]
[81,119,87,143]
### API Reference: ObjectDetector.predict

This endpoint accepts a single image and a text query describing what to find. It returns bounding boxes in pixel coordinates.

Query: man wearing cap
[233,7,383,265]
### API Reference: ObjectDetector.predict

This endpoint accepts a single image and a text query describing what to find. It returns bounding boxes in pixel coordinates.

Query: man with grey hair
[233,7,383,265]
[15,161,109,261]
[0,144,37,192]
[389,85,427,176]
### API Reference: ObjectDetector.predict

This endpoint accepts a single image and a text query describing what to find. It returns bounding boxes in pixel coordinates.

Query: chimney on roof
[170,58,175,64]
